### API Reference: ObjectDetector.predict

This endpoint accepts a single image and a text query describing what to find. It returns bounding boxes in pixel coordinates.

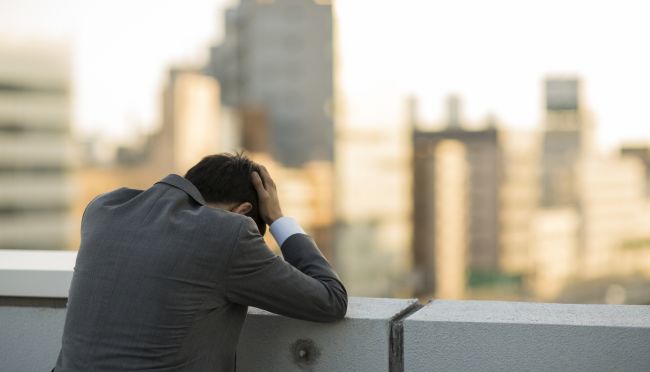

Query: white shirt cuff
[270,217,305,247]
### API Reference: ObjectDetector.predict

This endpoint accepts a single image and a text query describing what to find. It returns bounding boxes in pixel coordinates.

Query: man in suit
[54,153,347,372]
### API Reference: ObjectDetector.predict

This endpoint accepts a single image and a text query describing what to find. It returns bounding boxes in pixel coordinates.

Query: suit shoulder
[82,187,142,216]
[91,187,143,206]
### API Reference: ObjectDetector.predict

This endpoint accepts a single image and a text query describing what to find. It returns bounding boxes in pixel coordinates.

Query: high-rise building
[540,77,650,281]
[0,43,73,250]
[413,139,467,298]
[413,83,650,302]
[536,77,650,302]
[413,127,499,274]
[541,77,596,207]
[206,0,333,167]
[412,97,540,297]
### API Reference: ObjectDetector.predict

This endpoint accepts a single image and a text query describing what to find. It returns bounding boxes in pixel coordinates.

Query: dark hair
[184,153,266,235]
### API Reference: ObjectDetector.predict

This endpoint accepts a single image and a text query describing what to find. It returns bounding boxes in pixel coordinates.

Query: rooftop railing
[1,249,649,371]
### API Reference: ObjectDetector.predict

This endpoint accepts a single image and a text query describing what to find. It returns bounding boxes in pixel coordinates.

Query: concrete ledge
[0,250,76,298]
[3,250,650,371]
[3,297,650,372]
[237,297,419,372]
[0,298,420,372]
[404,300,650,372]
[0,306,66,371]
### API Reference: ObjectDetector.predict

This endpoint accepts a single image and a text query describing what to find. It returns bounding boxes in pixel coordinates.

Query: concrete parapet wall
[2,250,650,371]
[0,306,66,371]
[237,297,419,372]
[3,298,650,372]
[0,298,419,372]
[404,300,650,372]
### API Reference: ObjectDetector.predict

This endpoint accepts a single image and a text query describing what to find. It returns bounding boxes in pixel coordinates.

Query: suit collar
[157,174,206,205]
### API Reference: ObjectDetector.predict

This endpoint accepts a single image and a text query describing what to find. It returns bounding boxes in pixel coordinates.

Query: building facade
[334,125,413,297]
[0,43,73,250]
[541,77,596,207]
[621,144,650,197]
[206,0,334,167]
[412,97,540,298]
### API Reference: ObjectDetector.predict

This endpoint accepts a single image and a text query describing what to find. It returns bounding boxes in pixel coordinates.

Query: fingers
[251,166,283,224]
[258,166,276,189]
[251,171,267,197]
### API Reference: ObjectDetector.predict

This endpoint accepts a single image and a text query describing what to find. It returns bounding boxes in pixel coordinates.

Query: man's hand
[251,166,283,225]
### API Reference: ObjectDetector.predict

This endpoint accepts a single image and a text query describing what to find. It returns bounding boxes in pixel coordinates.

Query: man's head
[184,153,266,235]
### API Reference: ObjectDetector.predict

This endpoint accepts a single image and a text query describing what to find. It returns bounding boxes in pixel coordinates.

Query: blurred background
[1,0,649,304]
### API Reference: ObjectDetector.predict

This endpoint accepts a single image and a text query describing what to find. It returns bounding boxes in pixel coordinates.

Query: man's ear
[231,202,253,215]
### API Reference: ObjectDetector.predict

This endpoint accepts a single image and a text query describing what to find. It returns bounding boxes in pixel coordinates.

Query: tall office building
[0,43,73,250]
[536,77,650,302]
[413,97,539,297]
[540,77,649,280]
[413,139,468,297]
[206,0,333,167]
[414,127,499,274]
[541,77,595,206]
[414,84,650,302]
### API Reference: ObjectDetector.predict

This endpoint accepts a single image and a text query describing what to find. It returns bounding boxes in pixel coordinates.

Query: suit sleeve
[225,217,348,322]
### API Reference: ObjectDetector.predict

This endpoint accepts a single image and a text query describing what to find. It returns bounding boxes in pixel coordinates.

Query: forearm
[271,217,347,320]
[271,217,345,295]
[278,233,348,321]
[226,217,347,322]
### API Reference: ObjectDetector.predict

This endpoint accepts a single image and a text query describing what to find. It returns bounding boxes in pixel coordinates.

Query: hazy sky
[1,0,649,149]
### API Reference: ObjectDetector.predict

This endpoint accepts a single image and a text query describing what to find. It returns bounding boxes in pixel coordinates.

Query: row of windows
[0,166,67,174]
[0,82,68,95]
[0,205,69,216]
[0,123,68,134]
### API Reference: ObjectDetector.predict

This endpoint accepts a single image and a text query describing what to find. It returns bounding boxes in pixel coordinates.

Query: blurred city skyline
[3,0,650,303]
[1,0,649,150]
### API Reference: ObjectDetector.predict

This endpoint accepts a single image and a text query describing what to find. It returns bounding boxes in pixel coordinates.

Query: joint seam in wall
[0,296,67,308]
[389,300,426,372]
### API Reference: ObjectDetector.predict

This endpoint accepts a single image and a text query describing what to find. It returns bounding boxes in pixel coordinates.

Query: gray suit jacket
[54,174,347,371]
